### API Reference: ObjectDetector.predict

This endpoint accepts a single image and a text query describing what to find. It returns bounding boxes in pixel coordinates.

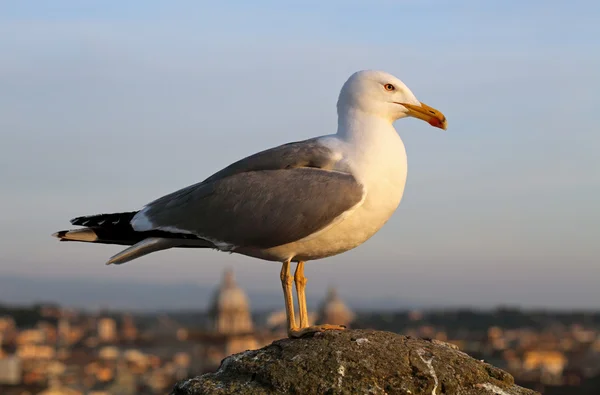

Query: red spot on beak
[428,118,443,128]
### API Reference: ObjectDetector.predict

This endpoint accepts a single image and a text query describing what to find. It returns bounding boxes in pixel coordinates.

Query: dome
[316,287,355,327]
[209,269,254,334]
[210,269,250,312]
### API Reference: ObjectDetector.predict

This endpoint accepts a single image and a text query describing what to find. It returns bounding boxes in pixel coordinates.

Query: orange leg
[288,261,345,338]
[294,261,309,328]
[280,259,297,334]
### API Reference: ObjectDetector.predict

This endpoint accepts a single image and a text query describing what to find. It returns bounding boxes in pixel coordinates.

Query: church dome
[316,287,355,327]
[211,269,250,312]
[209,269,253,334]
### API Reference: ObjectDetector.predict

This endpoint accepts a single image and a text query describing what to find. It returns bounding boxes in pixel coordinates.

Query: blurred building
[188,269,278,373]
[316,287,355,328]
[120,314,138,342]
[208,269,254,335]
[522,350,567,385]
[0,356,21,385]
[57,318,70,348]
[97,318,117,343]
[0,316,17,339]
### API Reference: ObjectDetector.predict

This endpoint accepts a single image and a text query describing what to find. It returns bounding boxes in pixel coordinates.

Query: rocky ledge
[171,329,539,395]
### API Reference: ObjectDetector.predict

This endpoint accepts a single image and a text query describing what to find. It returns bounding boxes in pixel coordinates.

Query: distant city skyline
[0,1,598,309]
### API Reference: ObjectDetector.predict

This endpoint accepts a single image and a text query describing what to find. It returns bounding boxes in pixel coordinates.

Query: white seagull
[53,70,447,337]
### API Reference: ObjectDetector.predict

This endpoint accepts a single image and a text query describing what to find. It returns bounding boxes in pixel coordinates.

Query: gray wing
[133,138,364,249]
[202,137,351,183]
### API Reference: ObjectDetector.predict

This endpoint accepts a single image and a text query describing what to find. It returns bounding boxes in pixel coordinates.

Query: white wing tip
[53,228,98,242]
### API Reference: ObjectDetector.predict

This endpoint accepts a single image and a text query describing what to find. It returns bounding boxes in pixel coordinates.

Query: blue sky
[0,1,598,309]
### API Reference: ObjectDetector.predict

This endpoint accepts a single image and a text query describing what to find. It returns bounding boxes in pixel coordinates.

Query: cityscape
[0,269,599,395]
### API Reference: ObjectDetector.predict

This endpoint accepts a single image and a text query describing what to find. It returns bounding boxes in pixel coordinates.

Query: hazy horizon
[1,1,598,310]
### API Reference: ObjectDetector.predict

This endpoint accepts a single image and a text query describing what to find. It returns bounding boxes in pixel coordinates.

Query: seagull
[53,70,447,337]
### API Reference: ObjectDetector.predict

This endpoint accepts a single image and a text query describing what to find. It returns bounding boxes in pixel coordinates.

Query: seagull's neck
[333,107,408,203]
[336,108,399,149]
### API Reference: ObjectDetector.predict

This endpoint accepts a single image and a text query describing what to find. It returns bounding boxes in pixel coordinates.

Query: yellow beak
[399,102,447,130]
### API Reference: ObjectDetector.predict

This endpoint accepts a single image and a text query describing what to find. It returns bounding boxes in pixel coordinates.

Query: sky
[0,0,598,310]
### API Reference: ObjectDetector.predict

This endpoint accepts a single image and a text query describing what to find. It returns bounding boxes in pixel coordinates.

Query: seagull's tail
[52,211,213,264]
[52,211,142,246]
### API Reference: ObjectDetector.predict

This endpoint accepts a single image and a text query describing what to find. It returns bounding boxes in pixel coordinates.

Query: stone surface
[171,329,539,395]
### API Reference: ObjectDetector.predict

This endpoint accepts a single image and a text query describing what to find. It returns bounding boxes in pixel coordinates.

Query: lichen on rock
[171,329,539,395]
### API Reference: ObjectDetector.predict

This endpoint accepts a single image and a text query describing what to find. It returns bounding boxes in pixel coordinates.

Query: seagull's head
[338,70,447,130]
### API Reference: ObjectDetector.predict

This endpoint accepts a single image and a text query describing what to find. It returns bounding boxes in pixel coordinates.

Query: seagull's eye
[384,83,395,91]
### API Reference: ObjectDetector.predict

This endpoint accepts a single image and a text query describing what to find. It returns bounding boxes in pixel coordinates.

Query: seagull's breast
[327,128,408,247]
[257,126,408,262]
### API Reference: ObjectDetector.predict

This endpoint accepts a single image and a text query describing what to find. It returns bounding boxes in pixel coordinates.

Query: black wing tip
[69,211,139,227]
[69,215,89,226]
[70,215,95,226]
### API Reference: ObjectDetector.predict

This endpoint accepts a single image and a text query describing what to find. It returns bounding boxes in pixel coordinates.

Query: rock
[171,329,539,395]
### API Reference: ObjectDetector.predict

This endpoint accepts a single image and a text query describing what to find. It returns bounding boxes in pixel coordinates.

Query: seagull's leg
[288,260,346,338]
[280,259,298,336]
[294,261,309,328]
